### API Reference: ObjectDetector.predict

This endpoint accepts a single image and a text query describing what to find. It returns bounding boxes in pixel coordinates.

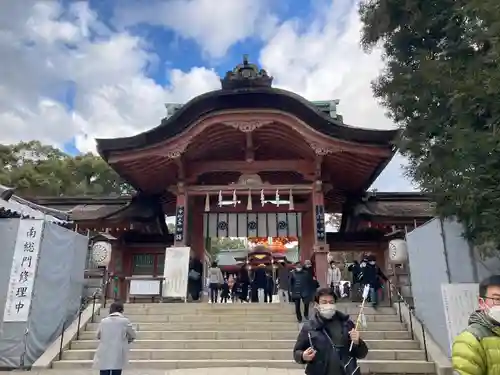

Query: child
[220,279,230,303]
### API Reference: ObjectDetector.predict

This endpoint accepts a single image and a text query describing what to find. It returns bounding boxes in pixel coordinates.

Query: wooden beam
[194,203,309,213]
[175,158,185,181]
[245,132,254,162]
[181,184,313,196]
[186,160,314,179]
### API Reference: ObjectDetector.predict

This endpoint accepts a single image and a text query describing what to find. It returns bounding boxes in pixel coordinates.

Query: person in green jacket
[452,275,500,375]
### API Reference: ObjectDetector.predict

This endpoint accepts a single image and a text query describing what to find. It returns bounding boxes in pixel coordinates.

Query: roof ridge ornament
[221,55,273,90]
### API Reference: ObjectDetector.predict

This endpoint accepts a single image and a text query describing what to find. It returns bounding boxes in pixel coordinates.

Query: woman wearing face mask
[293,288,368,375]
[452,275,500,375]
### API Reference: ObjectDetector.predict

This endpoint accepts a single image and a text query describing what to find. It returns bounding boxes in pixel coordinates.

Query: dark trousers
[210,283,219,303]
[100,371,122,375]
[351,283,362,302]
[294,296,311,321]
[330,283,340,299]
[188,283,201,301]
[368,286,379,307]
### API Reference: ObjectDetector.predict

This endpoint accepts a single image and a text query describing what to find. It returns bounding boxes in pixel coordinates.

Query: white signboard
[162,247,190,298]
[441,283,479,353]
[3,219,44,322]
[129,279,161,296]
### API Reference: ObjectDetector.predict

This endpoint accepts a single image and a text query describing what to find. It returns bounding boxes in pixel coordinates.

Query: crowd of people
[93,248,500,375]
[185,250,389,309]
[205,260,279,304]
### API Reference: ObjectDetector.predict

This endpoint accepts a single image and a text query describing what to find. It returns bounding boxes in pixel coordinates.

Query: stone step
[117,305,396,315]
[71,338,421,350]
[52,359,436,373]
[106,313,402,323]
[62,348,427,361]
[86,321,406,332]
[79,330,412,340]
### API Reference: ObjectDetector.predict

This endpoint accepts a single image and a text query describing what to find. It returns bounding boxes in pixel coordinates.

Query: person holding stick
[293,287,368,375]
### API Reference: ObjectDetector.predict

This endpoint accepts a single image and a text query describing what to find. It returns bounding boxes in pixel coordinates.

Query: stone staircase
[52,302,435,373]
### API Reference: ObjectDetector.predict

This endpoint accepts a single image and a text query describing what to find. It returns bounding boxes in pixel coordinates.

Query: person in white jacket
[327,261,342,298]
[208,261,224,303]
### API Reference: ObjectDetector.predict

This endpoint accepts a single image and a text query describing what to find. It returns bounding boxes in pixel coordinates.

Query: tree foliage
[0,141,134,197]
[209,237,247,258]
[359,0,500,247]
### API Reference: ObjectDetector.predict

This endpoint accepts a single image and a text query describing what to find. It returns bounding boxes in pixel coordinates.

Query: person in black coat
[187,251,203,301]
[237,265,250,302]
[293,287,368,375]
[264,272,275,303]
[253,265,267,303]
[220,279,230,303]
[359,255,388,307]
[290,262,316,322]
[347,260,362,302]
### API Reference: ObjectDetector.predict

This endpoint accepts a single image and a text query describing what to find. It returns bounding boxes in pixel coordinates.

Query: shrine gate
[92,56,398,288]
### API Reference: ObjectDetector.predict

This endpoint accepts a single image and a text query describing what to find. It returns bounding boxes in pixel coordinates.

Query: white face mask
[317,304,336,319]
[487,305,500,323]
[296,267,302,271]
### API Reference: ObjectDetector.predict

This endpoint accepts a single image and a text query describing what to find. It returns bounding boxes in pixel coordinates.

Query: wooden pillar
[190,198,205,260]
[174,183,188,246]
[312,180,329,287]
[301,208,314,262]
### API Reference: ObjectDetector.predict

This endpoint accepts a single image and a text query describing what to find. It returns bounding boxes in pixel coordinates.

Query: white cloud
[258,0,415,191]
[0,0,415,191]
[0,1,220,153]
[112,0,276,59]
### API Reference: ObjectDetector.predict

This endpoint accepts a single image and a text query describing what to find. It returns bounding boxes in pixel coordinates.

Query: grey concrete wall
[406,219,451,356]
[406,217,500,356]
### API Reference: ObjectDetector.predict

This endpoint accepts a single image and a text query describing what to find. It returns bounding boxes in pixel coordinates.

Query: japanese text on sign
[315,205,325,241]
[175,206,185,242]
[3,219,43,322]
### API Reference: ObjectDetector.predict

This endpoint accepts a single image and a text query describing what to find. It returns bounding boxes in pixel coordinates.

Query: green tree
[0,141,134,197]
[208,237,247,258]
[167,223,175,234]
[359,0,500,250]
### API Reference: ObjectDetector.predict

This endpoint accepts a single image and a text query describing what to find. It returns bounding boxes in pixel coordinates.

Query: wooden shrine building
[30,57,434,299]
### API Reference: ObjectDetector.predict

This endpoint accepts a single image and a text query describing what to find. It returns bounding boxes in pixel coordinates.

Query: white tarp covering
[162,247,190,299]
[3,220,44,322]
[441,283,479,353]
[0,219,88,368]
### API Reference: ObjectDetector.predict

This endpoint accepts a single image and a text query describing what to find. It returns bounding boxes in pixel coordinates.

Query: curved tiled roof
[96,87,398,157]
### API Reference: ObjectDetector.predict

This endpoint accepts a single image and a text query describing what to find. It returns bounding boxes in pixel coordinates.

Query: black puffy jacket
[290,269,315,299]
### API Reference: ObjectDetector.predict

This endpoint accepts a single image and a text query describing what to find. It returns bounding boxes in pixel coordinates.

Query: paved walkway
[4,369,304,375]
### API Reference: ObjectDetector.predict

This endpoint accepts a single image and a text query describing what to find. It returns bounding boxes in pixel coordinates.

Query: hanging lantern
[289,189,294,211]
[233,190,237,207]
[247,190,252,210]
[91,241,112,267]
[260,189,265,207]
[218,190,223,207]
[204,193,210,212]
[275,189,280,207]
[388,239,409,263]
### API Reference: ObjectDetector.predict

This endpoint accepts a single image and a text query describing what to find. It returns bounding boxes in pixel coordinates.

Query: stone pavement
[3,368,304,375]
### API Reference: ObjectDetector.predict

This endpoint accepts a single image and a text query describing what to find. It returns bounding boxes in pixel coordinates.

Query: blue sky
[0,0,416,191]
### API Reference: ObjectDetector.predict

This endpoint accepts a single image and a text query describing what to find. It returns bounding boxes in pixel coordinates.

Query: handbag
[321,330,361,375]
